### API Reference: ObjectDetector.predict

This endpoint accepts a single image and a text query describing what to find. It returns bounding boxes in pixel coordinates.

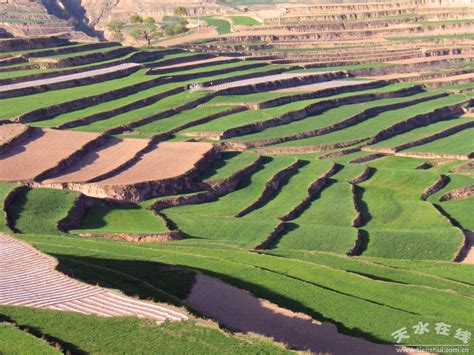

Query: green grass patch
[72,203,168,235]
[7,188,78,235]
[230,16,260,26]
[201,16,231,34]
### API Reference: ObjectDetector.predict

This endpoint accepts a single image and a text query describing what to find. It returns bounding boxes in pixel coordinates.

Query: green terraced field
[73,203,169,235]
[1,38,473,354]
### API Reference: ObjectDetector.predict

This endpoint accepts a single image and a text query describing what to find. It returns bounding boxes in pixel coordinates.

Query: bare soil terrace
[0,127,99,181]
[95,142,213,186]
[43,137,149,184]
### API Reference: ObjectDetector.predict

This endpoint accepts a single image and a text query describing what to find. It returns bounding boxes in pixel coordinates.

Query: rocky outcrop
[421,175,449,201]
[439,184,474,201]
[235,159,303,218]
[279,163,340,221]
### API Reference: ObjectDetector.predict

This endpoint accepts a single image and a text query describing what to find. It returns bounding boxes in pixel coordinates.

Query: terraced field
[0,20,473,354]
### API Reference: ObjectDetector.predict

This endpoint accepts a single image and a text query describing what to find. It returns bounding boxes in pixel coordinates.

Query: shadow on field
[353,185,372,226]
[0,314,86,354]
[51,253,399,349]
[53,254,196,306]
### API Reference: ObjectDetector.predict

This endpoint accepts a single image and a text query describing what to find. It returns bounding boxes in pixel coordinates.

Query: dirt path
[0,233,187,323]
[0,63,140,92]
[186,273,406,354]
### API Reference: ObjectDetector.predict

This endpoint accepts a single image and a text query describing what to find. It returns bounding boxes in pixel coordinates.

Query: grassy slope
[230,16,260,26]
[0,183,17,233]
[232,91,435,142]
[406,127,474,155]
[15,233,474,347]
[272,94,468,147]
[0,323,60,355]
[0,306,288,354]
[201,17,232,34]
[72,203,168,235]
[7,188,78,235]
[164,156,296,248]
[359,168,464,260]
[274,164,362,254]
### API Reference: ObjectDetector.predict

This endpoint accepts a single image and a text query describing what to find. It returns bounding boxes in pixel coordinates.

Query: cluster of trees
[106,7,190,46]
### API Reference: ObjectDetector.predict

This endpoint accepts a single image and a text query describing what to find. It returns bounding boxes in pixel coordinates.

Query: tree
[129,15,143,24]
[106,20,125,42]
[174,6,188,17]
[144,16,156,25]
[129,16,160,46]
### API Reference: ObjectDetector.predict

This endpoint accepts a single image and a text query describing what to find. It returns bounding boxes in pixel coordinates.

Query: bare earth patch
[186,273,404,354]
[96,142,213,185]
[460,231,474,264]
[0,128,99,181]
[0,123,29,146]
[43,137,149,184]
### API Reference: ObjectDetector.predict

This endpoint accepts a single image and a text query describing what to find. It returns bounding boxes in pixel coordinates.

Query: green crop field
[230,16,260,26]
[0,37,473,354]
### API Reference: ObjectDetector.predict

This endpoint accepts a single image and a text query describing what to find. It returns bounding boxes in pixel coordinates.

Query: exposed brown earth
[95,142,213,186]
[0,128,99,182]
[439,184,474,201]
[76,231,182,243]
[0,123,30,152]
[43,138,149,184]
[186,273,404,355]
[459,231,474,264]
